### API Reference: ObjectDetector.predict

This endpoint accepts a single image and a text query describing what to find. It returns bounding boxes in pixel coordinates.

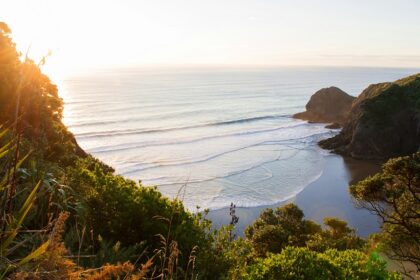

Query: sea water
[61,66,419,211]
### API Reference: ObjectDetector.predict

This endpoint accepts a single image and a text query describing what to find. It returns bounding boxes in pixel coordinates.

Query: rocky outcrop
[293,87,355,126]
[319,74,420,159]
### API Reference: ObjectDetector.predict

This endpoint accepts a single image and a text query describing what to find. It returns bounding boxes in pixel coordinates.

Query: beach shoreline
[207,153,382,237]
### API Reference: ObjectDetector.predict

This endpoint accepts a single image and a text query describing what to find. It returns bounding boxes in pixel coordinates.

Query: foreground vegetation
[0,22,417,279]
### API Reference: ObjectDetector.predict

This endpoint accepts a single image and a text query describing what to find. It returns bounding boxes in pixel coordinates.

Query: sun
[1,0,104,79]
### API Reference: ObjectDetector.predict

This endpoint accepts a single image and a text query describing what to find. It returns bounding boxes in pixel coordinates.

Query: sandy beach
[207,153,382,237]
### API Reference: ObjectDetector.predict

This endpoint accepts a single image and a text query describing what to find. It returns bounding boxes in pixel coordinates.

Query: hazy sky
[2,0,420,76]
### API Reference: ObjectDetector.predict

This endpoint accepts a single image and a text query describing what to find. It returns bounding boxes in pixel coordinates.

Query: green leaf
[0,142,12,159]
[0,152,30,188]
[0,127,9,140]
[0,181,42,254]
[18,240,50,265]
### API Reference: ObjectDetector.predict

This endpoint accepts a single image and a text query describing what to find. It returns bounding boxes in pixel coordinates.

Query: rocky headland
[319,74,420,159]
[293,87,355,127]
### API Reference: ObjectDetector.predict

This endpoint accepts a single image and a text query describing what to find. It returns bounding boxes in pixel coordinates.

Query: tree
[350,152,420,273]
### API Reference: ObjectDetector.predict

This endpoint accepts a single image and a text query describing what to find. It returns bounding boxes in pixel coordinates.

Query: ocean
[61,66,419,211]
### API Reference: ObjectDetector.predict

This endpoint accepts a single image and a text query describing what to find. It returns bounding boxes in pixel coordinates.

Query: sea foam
[62,66,417,211]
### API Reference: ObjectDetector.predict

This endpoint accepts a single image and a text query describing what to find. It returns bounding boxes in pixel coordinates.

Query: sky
[2,0,420,77]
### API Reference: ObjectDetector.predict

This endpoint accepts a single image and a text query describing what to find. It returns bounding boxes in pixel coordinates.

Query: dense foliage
[359,74,420,126]
[243,247,401,280]
[350,152,420,274]
[64,157,212,269]
[245,204,365,256]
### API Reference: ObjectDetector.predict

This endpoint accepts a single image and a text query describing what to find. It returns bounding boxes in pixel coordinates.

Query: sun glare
[2,0,420,80]
[2,1,130,79]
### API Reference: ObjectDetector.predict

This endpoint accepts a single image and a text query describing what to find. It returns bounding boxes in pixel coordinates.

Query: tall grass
[0,126,47,278]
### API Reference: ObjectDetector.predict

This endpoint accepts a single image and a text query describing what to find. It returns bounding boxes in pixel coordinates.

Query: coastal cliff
[319,74,420,159]
[293,87,355,126]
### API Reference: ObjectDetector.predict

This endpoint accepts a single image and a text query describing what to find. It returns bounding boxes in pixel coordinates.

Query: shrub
[244,247,401,280]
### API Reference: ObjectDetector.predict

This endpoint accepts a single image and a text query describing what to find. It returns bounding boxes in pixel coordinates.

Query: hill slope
[319,74,420,159]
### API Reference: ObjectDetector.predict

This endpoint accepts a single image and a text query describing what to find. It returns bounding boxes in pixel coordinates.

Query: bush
[245,204,365,256]
[244,247,401,280]
[64,157,212,274]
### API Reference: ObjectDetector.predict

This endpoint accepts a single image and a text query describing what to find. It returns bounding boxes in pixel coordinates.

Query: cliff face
[293,87,355,126]
[319,74,420,159]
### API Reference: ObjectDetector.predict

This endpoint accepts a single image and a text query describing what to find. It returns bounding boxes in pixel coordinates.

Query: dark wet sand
[207,154,382,237]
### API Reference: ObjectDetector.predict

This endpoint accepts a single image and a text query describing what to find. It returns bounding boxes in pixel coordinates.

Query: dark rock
[325,123,341,129]
[293,87,355,126]
[319,74,420,159]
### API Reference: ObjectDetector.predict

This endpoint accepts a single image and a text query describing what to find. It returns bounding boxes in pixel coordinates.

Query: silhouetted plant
[350,152,420,275]
[229,202,239,241]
